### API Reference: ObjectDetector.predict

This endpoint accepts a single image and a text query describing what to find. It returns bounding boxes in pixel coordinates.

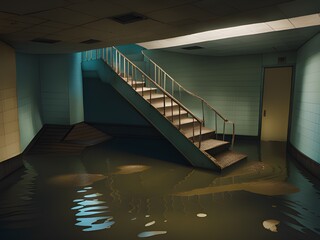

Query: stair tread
[152,100,178,108]
[181,126,214,139]
[172,117,196,126]
[126,80,144,85]
[143,93,167,100]
[136,87,157,92]
[164,109,188,117]
[196,139,230,151]
[213,150,247,169]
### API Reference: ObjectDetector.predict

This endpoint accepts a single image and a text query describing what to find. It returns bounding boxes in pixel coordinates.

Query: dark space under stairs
[121,78,247,170]
[26,123,111,155]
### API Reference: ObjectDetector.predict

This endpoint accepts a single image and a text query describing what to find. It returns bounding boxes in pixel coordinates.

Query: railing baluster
[199,123,202,148]
[178,106,181,129]
[192,118,195,143]
[163,92,165,115]
[215,113,218,139]
[223,121,226,141]
[171,98,174,122]
[202,100,205,126]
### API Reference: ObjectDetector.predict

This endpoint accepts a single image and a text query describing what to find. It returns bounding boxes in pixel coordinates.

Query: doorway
[261,67,293,141]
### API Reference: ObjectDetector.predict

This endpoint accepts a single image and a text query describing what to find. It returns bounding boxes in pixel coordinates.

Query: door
[261,67,292,141]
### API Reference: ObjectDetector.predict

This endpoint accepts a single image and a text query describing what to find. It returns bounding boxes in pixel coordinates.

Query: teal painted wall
[143,50,296,136]
[39,53,84,125]
[16,53,43,151]
[83,77,150,126]
[290,33,320,164]
[143,51,261,136]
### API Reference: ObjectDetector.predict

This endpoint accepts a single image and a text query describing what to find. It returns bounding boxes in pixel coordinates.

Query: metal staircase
[82,47,247,171]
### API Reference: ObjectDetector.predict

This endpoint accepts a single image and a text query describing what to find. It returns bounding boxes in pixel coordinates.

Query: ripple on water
[138,231,167,238]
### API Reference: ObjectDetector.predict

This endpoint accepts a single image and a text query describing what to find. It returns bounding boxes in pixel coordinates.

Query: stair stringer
[82,59,219,171]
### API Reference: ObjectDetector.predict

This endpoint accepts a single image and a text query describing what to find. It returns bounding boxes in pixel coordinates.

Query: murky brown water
[0,138,319,239]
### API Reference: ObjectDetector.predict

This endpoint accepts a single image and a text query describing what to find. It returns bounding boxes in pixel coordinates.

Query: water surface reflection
[0,139,319,240]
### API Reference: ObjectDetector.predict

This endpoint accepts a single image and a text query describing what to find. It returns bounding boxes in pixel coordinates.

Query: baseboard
[0,154,24,181]
[288,142,320,179]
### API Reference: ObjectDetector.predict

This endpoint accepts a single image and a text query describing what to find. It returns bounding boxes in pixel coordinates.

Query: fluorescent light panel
[138,13,320,49]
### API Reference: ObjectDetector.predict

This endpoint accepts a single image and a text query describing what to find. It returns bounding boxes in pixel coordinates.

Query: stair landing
[212,150,247,169]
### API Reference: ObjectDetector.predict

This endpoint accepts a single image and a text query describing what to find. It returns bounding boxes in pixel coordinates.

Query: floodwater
[0,138,319,240]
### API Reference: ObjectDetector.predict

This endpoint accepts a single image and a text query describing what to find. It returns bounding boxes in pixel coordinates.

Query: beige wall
[0,41,20,162]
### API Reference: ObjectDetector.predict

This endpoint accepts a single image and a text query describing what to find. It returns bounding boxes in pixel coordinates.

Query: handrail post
[223,121,226,141]
[115,51,118,73]
[215,113,218,139]
[163,92,165,115]
[202,100,205,126]
[178,106,181,129]
[199,123,202,148]
[171,98,174,122]
[232,123,235,149]
[192,118,195,143]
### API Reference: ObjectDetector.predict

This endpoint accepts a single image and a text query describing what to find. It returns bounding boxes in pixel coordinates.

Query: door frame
[258,65,295,141]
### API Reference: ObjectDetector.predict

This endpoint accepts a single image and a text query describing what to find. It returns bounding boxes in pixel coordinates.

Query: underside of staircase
[81,47,247,171]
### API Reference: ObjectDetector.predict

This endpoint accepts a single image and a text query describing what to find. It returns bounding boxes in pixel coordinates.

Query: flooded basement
[0,138,319,240]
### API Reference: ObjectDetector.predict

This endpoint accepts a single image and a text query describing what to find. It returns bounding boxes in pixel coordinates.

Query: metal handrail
[82,47,203,148]
[142,51,235,147]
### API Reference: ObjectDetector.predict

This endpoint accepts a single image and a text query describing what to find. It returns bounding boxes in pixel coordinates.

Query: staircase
[82,47,247,171]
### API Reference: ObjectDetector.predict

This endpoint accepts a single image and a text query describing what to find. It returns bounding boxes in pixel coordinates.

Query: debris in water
[263,219,280,232]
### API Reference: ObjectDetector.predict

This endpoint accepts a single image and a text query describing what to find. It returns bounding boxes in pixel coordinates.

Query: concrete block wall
[290,33,320,164]
[0,42,20,162]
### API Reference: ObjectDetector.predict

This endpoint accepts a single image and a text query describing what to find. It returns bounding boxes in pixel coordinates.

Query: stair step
[152,100,178,109]
[126,80,145,88]
[196,139,230,151]
[181,126,215,141]
[136,87,157,96]
[144,93,168,104]
[164,109,188,120]
[172,117,197,128]
[213,150,247,169]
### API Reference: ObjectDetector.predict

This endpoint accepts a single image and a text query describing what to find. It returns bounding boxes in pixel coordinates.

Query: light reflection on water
[72,186,115,232]
[0,139,319,239]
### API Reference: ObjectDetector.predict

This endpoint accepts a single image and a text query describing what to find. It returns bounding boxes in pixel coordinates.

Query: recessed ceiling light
[31,38,61,44]
[110,12,147,24]
[182,46,203,50]
[81,39,101,44]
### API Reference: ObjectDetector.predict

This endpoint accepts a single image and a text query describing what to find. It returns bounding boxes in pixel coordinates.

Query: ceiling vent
[81,39,101,44]
[31,38,61,44]
[182,46,204,50]
[110,12,147,24]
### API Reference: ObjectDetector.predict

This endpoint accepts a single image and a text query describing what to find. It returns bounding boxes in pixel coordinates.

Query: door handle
[263,110,266,117]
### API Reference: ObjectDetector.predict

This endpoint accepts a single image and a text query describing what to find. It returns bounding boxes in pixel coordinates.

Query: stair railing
[82,47,203,148]
[142,51,235,148]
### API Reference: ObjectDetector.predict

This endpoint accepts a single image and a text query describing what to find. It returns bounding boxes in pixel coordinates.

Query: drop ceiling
[0,0,319,54]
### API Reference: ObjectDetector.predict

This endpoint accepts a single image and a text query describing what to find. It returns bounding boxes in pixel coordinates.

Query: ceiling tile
[50,26,113,42]
[278,0,320,18]
[147,5,213,24]
[194,1,238,17]
[30,8,98,25]
[5,15,47,25]
[0,19,33,33]
[0,0,70,15]
[226,0,292,11]
[66,0,129,18]
[109,0,196,13]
